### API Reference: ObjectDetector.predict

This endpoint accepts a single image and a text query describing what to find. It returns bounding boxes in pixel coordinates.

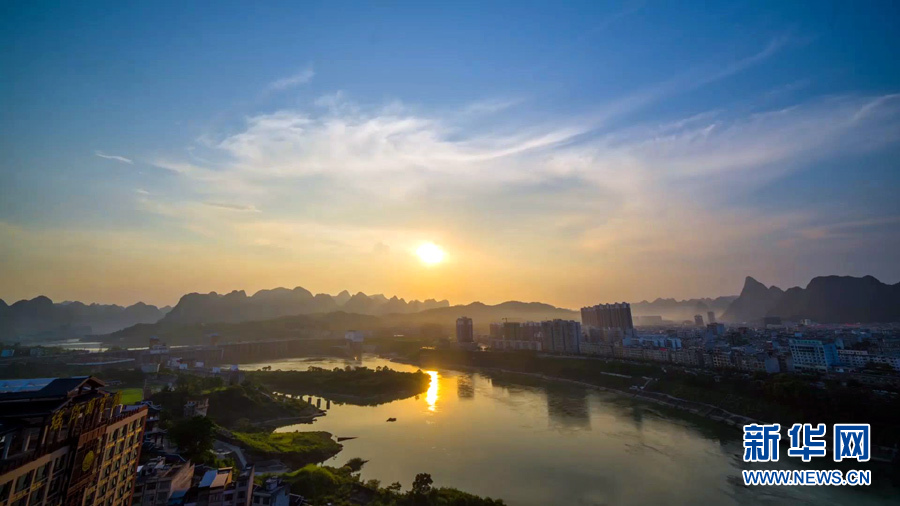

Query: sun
[416,242,445,265]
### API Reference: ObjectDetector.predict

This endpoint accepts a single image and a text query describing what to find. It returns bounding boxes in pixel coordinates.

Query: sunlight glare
[416,243,445,265]
[425,370,439,412]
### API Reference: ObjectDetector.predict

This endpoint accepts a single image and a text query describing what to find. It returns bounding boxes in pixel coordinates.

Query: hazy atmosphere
[2,1,899,307]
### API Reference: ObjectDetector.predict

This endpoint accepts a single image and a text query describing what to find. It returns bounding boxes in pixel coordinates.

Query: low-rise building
[180,465,254,506]
[133,457,195,506]
[839,349,900,371]
[251,477,289,506]
[789,339,839,373]
[183,399,209,418]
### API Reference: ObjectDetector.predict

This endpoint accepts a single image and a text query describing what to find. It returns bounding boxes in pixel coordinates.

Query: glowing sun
[416,242,445,265]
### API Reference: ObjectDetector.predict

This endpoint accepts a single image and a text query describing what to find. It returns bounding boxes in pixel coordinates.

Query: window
[0,481,11,503]
[35,463,49,483]
[15,471,33,493]
[29,488,42,505]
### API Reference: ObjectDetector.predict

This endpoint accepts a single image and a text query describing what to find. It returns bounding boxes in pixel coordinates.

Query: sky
[1,1,899,308]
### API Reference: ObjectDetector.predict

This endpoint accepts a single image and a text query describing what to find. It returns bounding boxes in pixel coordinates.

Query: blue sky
[1,1,899,307]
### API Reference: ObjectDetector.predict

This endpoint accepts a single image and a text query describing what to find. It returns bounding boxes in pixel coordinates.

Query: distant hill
[0,296,171,340]
[104,300,578,347]
[105,311,384,347]
[160,287,449,325]
[631,296,736,322]
[721,277,785,323]
[382,300,578,331]
[722,275,900,324]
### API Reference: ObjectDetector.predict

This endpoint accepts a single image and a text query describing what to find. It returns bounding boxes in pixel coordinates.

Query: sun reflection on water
[425,370,439,411]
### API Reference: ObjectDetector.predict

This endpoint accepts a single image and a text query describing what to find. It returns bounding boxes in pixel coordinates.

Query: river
[241,355,896,506]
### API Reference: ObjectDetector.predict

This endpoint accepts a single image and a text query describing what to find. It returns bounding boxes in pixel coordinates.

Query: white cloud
[267,66,315,91]
[141,51,900,300]
[95,151,133,164]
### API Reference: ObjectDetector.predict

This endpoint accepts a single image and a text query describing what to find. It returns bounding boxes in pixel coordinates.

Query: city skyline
[2,1,899,308]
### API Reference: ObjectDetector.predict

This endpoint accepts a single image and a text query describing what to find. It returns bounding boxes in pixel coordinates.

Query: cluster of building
[0,377,301,506]
[457,301,900,384]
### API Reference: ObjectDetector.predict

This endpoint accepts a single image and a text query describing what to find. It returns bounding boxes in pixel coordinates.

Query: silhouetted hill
[106,311,384,346]
[721,275,900,324]
[381,300,578,331]
[631,296,736,322]
[160,286,450,324]
[721,277,785,323]
[768,275,900,323]
[0,296,171,340]
[104,300,577,346]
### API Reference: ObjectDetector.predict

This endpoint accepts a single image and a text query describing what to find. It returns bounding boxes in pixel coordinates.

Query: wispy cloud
[95,150,133,164]
[461,98,524,115]
[203,202,261,212]
[140,59,900,302]
[267,66,315,91]
[135,189,150,195]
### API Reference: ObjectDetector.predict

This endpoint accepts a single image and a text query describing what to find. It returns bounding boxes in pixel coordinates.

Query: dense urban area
[2,290,900,505]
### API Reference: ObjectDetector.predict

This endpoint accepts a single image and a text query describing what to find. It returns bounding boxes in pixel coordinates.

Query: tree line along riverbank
[414,349,900,452]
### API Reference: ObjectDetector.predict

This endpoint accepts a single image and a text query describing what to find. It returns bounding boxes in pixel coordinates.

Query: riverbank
[396,355,759,429]
[406,349,899,462]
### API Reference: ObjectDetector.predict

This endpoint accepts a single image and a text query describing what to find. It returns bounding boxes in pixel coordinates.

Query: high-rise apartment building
[694,314,704,326]
[580,303,634,332]
[0,376,147,506]
[455,317,474,343]
[707,311,716,324]
[540,320,582,354]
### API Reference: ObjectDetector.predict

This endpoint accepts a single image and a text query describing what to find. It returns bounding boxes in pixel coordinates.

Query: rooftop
[0,376,105,402]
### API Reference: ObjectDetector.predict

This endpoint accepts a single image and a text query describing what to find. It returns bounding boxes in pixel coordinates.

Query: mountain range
[104,300,579,347]
[0,297,171,340]
[721,275,900,324]
[4,274,898,341]
[160,288,450,324]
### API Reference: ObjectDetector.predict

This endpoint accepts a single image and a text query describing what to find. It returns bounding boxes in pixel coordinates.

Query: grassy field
[115,387,143,404]
[229,430,342,466]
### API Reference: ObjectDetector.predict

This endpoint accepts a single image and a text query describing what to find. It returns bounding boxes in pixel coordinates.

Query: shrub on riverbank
[282,460,505,505]
[150,381,319,428]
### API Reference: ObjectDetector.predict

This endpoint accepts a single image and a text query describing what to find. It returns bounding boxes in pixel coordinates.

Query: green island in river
[151,366,432,466]
[246,365,432,405]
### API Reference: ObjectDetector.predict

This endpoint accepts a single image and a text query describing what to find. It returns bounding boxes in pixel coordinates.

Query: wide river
[242,355,896,506]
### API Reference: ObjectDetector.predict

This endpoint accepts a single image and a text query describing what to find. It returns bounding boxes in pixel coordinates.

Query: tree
[343,457,368,473]
[168,416,215,463]
[411,473,433,495]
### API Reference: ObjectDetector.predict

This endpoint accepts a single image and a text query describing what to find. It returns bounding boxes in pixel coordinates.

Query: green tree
[168,416,215,463]
[411,473,433,495]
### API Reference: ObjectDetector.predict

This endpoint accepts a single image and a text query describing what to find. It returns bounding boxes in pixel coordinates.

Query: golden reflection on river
[425,370,439,412]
